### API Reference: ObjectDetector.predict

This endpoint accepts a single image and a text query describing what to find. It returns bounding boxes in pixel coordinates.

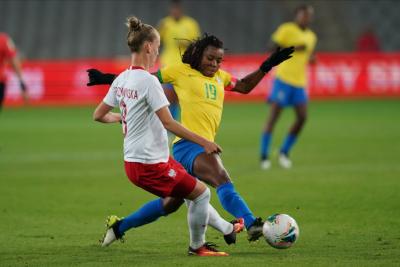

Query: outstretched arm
[87,69,159,86]
[231,69,266,94]
[231,46,294,94]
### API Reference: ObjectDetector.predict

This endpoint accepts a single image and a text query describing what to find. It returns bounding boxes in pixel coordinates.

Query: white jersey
[103,66,170,163]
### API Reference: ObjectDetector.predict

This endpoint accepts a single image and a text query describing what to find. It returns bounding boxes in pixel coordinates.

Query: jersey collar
[129,66,145,70]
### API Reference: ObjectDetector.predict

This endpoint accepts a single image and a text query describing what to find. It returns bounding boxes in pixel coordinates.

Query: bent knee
[197,186,210,201]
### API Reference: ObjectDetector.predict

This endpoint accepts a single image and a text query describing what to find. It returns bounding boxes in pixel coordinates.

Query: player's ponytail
[126,16,157,52]
[126,16,143,32]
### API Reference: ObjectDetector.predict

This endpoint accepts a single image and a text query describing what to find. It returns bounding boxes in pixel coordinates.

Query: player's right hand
[86,69,116,86]
[20,81,29,103]
[203,141,223,154]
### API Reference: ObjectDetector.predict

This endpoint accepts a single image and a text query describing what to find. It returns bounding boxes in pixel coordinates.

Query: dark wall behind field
[0,0,399,59]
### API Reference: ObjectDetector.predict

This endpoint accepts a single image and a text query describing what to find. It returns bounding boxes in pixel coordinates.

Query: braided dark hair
[181,34,224,71]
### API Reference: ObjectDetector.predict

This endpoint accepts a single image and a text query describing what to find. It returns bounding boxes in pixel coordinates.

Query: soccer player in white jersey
[93,16,232,256]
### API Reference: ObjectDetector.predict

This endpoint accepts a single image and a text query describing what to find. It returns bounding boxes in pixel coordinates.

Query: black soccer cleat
[223,218,244,245]
[247,217,264,242]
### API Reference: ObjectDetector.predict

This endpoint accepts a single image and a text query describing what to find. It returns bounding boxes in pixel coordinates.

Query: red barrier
[4,53,400,106]
[223,53,400,100]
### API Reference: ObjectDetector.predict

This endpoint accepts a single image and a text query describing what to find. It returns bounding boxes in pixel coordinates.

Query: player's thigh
[172,139,204,176]
[268,103,283,123]
[292,89,308,113]
[193,152,230,188]
[125,159,196,199]
[264,102,283,131]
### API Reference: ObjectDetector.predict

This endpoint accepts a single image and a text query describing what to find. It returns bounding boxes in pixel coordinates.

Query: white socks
[207,203,233,235]
[185,196,234,243]
[187,188,210,249]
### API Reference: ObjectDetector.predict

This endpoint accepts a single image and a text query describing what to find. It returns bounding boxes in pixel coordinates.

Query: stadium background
[1,0,399,266]
[2,0,400,56]
[1,0,400,105]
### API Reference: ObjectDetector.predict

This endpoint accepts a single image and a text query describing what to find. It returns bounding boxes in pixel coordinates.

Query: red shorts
[124,157,197,199]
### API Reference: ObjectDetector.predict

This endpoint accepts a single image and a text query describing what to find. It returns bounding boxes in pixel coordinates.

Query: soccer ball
[262,214,299,249]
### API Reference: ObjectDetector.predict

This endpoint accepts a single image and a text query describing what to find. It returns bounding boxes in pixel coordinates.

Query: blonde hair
[126,16,157,52]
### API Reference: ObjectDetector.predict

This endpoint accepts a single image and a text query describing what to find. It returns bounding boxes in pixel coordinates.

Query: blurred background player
[356,26,381,52]
[95,16,227,256]
[157,0,200,120]
[260,5,317,169]
[0,32,27,111]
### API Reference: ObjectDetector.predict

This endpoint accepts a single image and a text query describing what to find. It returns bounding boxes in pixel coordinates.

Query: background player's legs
[279,103,307,168]
[0,83,5,111]
[280,103,307,155]
[260,102,283,166]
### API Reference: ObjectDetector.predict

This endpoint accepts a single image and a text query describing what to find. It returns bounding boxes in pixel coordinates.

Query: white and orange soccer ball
[262,214,299,249]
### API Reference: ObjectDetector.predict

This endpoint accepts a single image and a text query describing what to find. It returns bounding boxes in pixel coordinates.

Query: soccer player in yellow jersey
[87,35,294,242]
[157,0,200,120]
[158,0,200,67]
[260,5,317,170]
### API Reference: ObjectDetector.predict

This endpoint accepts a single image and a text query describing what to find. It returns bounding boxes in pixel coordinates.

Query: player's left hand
[259,46,295,73]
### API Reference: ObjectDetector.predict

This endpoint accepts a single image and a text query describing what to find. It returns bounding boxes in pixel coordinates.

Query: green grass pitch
[0,100,399,266]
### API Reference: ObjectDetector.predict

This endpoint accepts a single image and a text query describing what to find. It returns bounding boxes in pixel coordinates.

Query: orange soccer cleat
[188,242,229,256]
[232,218,245,233]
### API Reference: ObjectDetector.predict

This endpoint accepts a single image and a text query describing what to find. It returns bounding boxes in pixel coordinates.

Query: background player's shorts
[172,139,205,176]
[124,157,196,199]
[268,78,308,107]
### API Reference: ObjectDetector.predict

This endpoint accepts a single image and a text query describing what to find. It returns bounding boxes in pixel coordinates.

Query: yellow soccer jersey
[157,63,235,143]
[272,22,317,87]
[158,16,200,66]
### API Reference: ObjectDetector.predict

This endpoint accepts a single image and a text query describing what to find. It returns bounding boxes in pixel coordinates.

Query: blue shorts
[172,139,205,176]
[268,78,308,107]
